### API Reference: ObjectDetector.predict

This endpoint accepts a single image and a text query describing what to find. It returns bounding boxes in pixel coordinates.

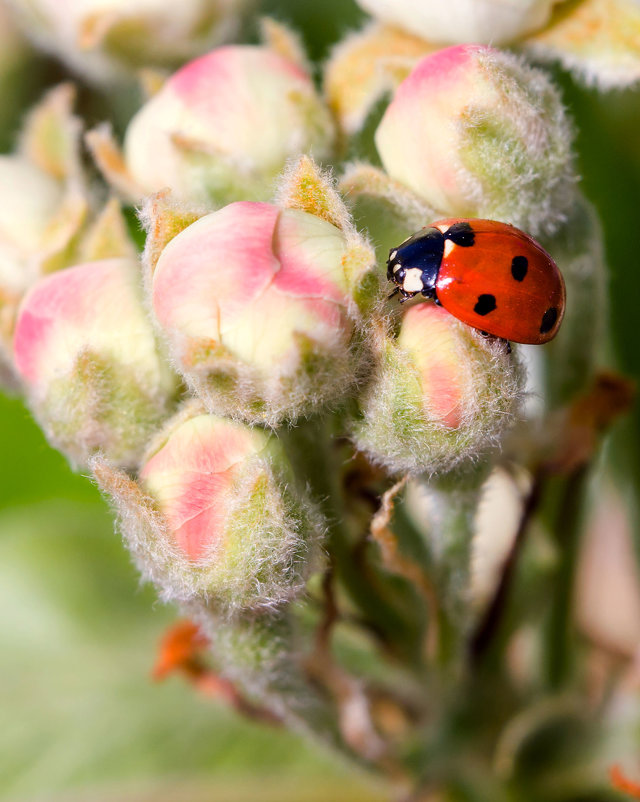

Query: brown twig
[370,476,440,660]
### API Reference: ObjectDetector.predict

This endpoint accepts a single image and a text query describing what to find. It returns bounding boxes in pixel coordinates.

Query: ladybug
[387,218,565,345]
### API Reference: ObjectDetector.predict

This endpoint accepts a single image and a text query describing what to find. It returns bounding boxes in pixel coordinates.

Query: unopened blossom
[351,0,640,90]
[92,406,322,610]
[354,0,562,46]
[13,257,177,468]
[375,45,575,237]
[0,157,64,354]
[353,304,522,476]
[151,200,371,425]
[0,84,87,386]
[6,0,253,84]
[120,45,335,205]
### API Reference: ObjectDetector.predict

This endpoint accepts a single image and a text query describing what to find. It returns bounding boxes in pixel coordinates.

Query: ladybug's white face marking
[390,249,398,261]
[403,268,424,293]
[392,262,403,274]
[443,239,456,258]
[435,223,450,234]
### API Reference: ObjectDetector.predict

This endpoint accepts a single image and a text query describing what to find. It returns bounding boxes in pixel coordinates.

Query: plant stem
[545,466,590,689]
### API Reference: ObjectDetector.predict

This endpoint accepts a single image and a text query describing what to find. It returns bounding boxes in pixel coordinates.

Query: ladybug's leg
[388,287,400,300]
[503,339,512,355]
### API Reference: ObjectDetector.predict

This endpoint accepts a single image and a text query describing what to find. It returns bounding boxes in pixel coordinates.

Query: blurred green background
[1,0,639,799]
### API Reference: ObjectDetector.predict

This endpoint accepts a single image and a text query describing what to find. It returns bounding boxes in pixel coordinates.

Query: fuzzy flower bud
[120,45,335,206]
[6,0,252,84]
[92,406,322,611]
[13,257,177,468]
[354,0,561,46]
[353,304,522,476]
[151,200,370,425]
[0,84,88,386]
[0,156,63,327]
[375,45,575,237]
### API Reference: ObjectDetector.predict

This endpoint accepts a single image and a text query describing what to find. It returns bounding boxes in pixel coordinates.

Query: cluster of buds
[1,4,632,793]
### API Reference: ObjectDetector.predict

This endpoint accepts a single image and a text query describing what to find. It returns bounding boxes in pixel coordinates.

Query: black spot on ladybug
[445,222,475,247]
[511,256,528,281]
[540,307,558,334]
[474,294,497,316]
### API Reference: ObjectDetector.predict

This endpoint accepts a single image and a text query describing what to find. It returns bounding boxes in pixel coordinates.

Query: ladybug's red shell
[432,218,565,345]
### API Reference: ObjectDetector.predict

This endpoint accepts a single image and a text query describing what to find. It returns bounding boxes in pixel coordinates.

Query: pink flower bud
[353,304,522,475]
[152,201,364,425]
[92,407,321,610]
[0,154,84,385]
[375,45,575,236]
[354,0,560,46]
[123,45,335,205]
[13,257,177,468]
[0,84,88,387]
[7,0,252,84]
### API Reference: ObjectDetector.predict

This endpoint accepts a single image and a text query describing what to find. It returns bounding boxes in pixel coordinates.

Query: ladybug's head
[386,227,445,298]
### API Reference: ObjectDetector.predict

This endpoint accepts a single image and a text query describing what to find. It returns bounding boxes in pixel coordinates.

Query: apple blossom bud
[92,405,323,611]
[375,45,575,237]
[6,0,253,84]
[353,304,522,476]
[524,0,640,90]
[353,0,561,46]
[121,45,335,205]
[0,84,88,387]
[13,257,177,468]
[152,200,370,425]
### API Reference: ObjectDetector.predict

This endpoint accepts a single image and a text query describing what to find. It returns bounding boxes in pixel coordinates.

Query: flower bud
[324,22,435,136]
[152,200,369,425]
[121,45,335,205]
[353,0,560,46]
[0,84,88,386]
[524,0,640,90]
[353,304,522,476]
[6,0,253,84]
[13,257,177,468]
[92,406,322,611]
[375,45,575,237]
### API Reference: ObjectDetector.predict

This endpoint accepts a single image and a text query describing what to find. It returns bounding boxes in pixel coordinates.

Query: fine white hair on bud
[92,404,324,612]
[151,200,373,426]
[120,45,335,206]
[375,45,576,238]
[5,0,254,84]
[13,257,178,469]
[352,305,523,477]
[353,0,561,47]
